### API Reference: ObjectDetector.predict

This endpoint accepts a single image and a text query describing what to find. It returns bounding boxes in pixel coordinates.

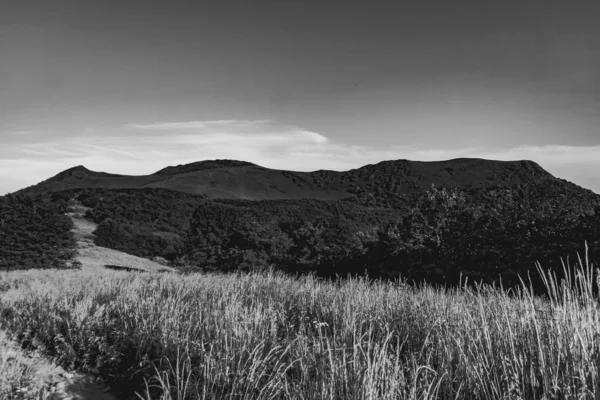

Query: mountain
[18,158,583,202]
[7,157,600,290]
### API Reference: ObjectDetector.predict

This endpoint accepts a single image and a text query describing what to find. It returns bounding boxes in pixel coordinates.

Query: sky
[1,0,599,194]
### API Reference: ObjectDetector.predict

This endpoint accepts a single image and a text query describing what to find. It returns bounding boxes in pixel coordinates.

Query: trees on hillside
[0,194,78,270]
[10,183,596,291]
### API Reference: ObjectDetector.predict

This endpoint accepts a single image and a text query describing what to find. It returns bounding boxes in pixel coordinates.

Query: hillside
[20,158,595,206]
[5,157,600,289]
[19,161,347,200]
[67,202,174,273]
[0,194,78,270]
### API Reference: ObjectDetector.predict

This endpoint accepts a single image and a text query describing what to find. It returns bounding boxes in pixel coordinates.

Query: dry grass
[1,256,599,399]
[76,244,173,273]
[0,330,45,399]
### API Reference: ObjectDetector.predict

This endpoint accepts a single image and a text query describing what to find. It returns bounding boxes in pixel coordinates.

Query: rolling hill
[19,158,585,202]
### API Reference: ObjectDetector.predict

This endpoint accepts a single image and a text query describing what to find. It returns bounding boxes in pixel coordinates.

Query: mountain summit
[49,165,124,182]
[153,160,257,175]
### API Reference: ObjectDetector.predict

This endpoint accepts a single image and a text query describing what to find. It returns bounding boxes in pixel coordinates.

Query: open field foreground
[1,264,599,400]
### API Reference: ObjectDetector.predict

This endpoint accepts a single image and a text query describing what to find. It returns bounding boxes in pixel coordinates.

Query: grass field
[1,257,599,399]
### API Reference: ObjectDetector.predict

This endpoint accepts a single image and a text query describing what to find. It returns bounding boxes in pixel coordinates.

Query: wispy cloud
[1,120,600,195]
[8,130,35,136]
[124,119,271,130]
[20,146,84,158]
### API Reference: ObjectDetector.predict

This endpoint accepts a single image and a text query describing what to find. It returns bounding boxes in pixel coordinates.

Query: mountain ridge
[18,157,584,202]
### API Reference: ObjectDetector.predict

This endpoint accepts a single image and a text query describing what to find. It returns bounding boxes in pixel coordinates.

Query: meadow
[0,257,599,400]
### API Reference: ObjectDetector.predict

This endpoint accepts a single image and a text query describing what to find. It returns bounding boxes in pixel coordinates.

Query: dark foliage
[184,199,402,274]
[0,193,78,270]
[68,188,206,260]
[76,188,204,233]
[365,185,599,290]
[104,264,143,272]
[183,182,600,291]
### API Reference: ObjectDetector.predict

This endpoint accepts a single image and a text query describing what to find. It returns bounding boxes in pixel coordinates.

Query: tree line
[3,180,600,291]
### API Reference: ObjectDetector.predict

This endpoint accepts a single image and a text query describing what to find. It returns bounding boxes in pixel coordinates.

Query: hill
[19,158,591,206]
[19,160,347,200]
[6,157,600,289]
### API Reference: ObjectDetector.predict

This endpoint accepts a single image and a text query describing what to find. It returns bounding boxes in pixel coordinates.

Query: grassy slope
[69,208,174,273]
[0,260,598,399]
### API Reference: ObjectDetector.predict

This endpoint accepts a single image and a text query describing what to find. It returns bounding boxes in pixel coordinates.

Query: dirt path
[1,330,120,400]
[33,361,118,400]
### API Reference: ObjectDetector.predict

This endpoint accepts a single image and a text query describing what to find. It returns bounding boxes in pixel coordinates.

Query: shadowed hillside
[19,158,591,205]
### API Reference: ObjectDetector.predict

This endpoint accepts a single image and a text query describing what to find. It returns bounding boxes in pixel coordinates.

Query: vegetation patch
[0,194,78,270]
[104,264,144,272]
[1,256,599,399]
[0,330,41,400]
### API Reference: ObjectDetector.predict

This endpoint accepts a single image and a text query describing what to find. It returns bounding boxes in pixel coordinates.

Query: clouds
[0,120,333,193]
[8,130,35,136]
[124,120,271,130]
[1,120,600,195]
[120,119,329,150]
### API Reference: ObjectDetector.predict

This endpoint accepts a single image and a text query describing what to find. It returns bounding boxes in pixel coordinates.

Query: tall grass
[0,256,599,399]
[0,330,44,399]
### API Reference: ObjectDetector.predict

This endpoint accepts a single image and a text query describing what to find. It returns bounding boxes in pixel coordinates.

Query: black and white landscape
[1,1,600,399]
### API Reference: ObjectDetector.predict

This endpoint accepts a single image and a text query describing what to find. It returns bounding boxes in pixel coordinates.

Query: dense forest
[25,178,597,291]
[0,193,78,270]
[181,184,600,290]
